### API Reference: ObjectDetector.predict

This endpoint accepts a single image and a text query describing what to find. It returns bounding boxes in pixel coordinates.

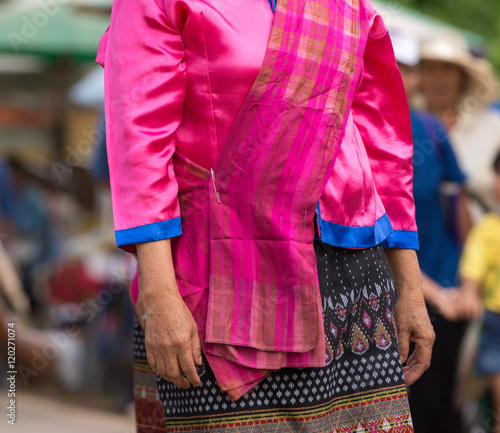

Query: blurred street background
[0,0,500,432]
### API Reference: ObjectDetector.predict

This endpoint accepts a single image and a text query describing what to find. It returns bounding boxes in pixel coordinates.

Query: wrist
[384,248,423,291]
[393,278,424,297]
[143,283,180,300]
[395,283,426,306]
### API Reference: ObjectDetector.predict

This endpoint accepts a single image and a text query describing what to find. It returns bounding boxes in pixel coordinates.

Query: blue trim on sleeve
[115,217,182,252]
[382,230,419,250]
[267,0,276,12]
[316,204,395,249]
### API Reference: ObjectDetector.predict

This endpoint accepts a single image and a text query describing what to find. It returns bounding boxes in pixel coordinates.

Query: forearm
[384,248,424,297]
[383,248,434,383]
[136,239,179,301]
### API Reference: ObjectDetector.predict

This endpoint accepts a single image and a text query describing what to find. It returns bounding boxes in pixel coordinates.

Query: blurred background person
[4,155,62,314]
[391,30,474,433]
[459,149,500,433]
[419,31,500,219]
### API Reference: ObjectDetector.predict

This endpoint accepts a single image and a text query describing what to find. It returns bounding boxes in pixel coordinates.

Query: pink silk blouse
[96,0,416,399]
[96,0,417,254]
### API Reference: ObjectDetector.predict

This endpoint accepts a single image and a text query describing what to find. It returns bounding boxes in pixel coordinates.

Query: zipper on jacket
[210,168,221,204]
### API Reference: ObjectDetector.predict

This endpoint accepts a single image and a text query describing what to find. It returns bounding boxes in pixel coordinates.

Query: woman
[419,31,500,219]
[96,0,434,431]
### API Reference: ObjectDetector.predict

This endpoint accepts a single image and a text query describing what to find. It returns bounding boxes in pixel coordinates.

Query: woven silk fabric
[97,0,416,254]
[165,0,375,400]
[207,0,365,359]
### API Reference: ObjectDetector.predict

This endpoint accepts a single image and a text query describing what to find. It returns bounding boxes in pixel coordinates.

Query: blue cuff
[115,217,182,253]
[382,230,419,250]
[316,205,394,249]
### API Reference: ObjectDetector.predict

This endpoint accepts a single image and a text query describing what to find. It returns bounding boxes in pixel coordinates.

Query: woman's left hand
[394,290,435,386]
[385,248,435,386]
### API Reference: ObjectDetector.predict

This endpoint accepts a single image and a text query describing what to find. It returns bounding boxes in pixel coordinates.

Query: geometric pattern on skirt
[133,242,414,432]
[133,360,166,433]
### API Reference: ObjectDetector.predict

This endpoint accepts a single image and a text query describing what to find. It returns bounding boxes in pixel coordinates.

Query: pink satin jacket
[96,0,417,254]
[97,0,416,400]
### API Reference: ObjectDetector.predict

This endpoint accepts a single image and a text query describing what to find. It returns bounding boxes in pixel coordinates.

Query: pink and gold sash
[171,0,371,400]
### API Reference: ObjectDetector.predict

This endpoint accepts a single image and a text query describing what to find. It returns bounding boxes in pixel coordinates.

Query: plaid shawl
[171,0,372,400]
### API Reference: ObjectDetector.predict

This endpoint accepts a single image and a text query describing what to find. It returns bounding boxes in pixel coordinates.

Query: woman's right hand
[144,290,202,389]
[136,239,202,389]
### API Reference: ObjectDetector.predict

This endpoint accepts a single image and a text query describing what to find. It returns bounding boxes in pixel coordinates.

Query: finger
[402,350,419,384]
[155,352,172,382]
[160,373,173,383]
[404,341,432,386]
[192,328,203,366]
[166,355,189,389]
[145,336,170,381]
[403,360,426,385]
[145,348,157,372]
[402,351,417,376]
[178,349,201,387]
[404,350,417,368]
[138,315,146,331]
[397,329,410,364]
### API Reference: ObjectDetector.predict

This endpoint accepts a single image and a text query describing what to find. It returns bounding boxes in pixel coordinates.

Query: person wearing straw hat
[419,31,500,219]
[392,29,475,433]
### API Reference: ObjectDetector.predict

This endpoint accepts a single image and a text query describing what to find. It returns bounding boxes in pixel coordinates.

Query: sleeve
[459,220,488,282]
[96,0,186,253]
[351,14,418,250]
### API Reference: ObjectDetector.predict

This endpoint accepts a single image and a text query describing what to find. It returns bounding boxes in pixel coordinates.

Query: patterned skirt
[132,242,414,433]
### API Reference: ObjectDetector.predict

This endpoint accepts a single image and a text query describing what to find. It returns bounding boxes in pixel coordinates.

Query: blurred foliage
[397,0,500,70]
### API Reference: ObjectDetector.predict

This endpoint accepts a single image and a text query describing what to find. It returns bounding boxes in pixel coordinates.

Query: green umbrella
[0,1,111,62]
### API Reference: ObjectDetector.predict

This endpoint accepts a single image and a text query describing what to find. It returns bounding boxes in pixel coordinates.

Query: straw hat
[420,31,498,105]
